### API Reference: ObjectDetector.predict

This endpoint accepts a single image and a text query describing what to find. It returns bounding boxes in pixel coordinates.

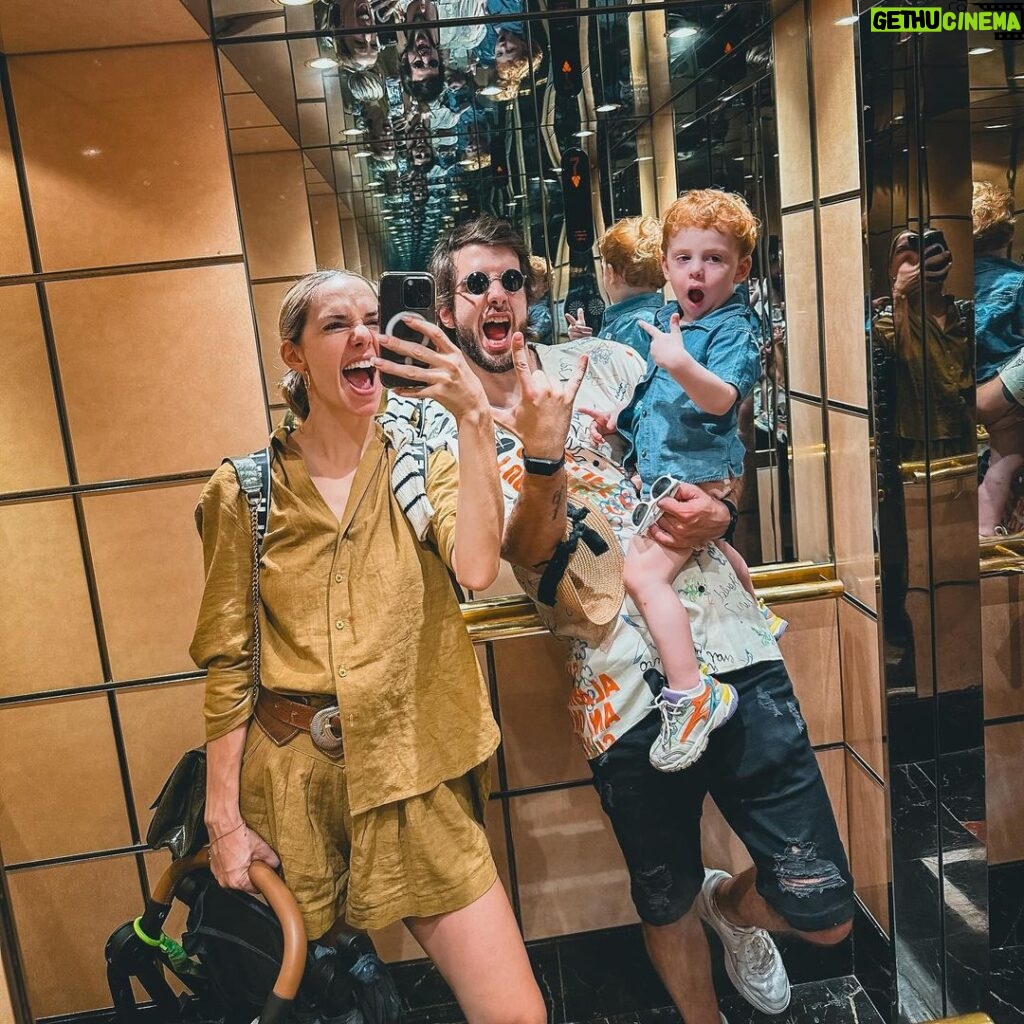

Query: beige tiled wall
[0,27,268,1017]
[775,0,890,942]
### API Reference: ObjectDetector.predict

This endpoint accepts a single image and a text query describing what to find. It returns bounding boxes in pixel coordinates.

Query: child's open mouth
[341,359,377,393]
[687,288,705,305]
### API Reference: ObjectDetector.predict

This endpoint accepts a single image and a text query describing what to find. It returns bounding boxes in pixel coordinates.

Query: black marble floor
[392,922,865,1024]
[988,945,1024,1024]
[399,974,884,1024]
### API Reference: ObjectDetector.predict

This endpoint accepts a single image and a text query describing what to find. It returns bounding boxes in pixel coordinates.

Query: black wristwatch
[719,498,739,545]
[523,453,566,476]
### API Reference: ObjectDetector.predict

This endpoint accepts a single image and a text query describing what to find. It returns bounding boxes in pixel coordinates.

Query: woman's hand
[208,820,281,895]
[577,405,619,447]
[376,317,489,422]
[565,307,593,341]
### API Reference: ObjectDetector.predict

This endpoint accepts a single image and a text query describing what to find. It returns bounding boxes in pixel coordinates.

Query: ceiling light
[480,85,502,96]
[668,26,698,39]
[969,46,994,55]
[573,129,595,138]
[354,150,372,158]
[343,127,363,136]
[305,56,339,70]
[273,0,314,5]
[834,15,859,26]
[733,156,744,161]
[365,181,382,188]
[596,102,620,113]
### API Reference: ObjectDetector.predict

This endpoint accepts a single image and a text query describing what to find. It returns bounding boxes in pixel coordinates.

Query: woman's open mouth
[341,358,378,394]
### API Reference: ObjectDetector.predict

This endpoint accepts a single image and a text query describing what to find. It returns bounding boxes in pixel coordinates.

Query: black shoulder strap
[224,448,272,552]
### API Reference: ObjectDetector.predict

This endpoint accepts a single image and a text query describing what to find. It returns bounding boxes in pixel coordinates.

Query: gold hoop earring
[302,370,311,390]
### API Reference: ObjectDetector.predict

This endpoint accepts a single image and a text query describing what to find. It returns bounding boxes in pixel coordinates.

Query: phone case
[378,272,436,389]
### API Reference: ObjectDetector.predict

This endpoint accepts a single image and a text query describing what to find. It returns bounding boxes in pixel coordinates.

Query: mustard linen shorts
[238,721,497,939]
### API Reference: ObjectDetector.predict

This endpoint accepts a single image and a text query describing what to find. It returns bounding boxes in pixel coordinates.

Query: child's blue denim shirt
[617,294,761,491]
[599,291,664,359]
[975,255,1024,382]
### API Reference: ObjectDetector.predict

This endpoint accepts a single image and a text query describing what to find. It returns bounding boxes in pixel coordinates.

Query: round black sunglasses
[459,269,526,296]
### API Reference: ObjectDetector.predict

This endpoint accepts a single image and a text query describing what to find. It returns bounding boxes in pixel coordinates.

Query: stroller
[104,752,405,1024]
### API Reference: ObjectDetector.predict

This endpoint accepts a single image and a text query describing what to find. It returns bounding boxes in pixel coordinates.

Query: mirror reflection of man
[380,217,854,1024]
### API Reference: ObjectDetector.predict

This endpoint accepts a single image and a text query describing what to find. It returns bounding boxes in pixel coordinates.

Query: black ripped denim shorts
[588,659,854,932]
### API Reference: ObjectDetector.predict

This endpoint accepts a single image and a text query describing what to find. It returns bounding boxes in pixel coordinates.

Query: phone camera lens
[404,279,431,308]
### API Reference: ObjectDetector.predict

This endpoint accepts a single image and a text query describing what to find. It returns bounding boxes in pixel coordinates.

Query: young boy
[585,189,786,772]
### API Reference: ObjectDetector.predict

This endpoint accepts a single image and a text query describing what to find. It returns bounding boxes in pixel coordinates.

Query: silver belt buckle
[310,705,344,757]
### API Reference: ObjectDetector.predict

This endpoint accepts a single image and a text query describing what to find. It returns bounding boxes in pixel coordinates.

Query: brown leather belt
[255,688,343,757]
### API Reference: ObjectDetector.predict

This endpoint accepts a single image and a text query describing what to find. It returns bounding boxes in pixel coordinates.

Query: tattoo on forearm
[550,482,566,522]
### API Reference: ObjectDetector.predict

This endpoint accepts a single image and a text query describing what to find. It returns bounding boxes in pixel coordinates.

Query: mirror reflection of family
[192,193,853,1023]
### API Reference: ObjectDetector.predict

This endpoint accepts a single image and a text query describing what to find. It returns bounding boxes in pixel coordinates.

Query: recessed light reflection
[573,129,595,138]
[985,123,1011,129]
[273,0,314,6]
[834,15,859,26]
[81,147,102,158]
[969,46,994,55]
[668,26,698,39]
[306,56,339,70]
[596,103,620,113]
[354,150,372,158]
[344,127,363,136]
[479,85,502,96]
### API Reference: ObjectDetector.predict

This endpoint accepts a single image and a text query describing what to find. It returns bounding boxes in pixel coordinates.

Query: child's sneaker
[758,598,788,639]
[649,673,738,772]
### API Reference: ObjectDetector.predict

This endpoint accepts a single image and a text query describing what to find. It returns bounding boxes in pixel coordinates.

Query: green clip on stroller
[104,748,405,1024]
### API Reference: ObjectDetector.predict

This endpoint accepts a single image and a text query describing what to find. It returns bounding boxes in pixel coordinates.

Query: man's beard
[453,319,527,374]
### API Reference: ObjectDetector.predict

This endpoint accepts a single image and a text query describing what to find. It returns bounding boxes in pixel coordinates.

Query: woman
[190,270,545,1022]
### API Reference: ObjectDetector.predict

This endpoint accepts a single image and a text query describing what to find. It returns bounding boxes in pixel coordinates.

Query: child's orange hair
[662,188,759,257]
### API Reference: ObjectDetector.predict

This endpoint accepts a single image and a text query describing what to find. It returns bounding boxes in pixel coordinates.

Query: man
[380,216,853,1024]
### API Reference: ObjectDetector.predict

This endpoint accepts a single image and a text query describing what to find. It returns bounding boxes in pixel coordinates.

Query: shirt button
[338,667,347,678]
[335,573,344,583]
[335,620,346,630]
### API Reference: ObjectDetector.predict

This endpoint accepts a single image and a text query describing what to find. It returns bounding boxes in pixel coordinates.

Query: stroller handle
[144,848,307,1011]
[249,859,306,1000]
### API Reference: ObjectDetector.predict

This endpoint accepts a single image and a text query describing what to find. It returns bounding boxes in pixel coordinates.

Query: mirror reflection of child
[527,255,554,344]
[567,215,665,357]
[582,190,786,773]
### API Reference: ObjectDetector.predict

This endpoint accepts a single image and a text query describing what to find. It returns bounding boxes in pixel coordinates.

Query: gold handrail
[461,562,840,643]
[922,1014,993,1024]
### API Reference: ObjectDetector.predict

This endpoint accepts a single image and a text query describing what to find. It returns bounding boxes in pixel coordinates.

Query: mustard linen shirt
[190,424,499,815]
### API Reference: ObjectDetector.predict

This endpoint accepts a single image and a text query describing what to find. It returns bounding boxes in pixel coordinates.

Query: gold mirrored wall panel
[858,17,987,1021]
[969,35,1024,1023]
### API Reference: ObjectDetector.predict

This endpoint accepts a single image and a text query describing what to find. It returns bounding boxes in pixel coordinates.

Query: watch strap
[523,453,566,476]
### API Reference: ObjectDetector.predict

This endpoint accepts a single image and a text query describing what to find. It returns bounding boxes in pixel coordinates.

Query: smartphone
[378,272,436,390]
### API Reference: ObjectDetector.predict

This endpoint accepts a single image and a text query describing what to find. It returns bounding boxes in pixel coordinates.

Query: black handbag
[146,747,208,860]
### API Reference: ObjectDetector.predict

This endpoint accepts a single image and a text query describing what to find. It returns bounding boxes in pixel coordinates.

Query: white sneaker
[697,869,791,1015]
[648,676,737,772]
